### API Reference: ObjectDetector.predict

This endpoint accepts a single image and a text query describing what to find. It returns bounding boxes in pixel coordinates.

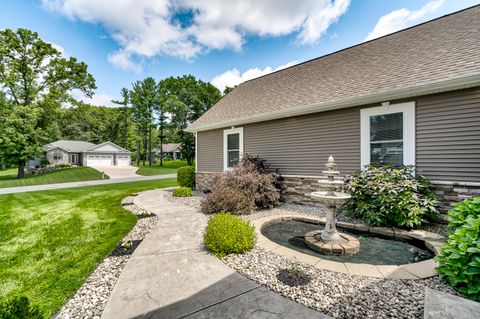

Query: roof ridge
[241,4,480,86]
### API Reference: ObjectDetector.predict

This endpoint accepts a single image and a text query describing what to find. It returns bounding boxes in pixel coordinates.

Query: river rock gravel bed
[54,195,158,319]
[223,248,457,319]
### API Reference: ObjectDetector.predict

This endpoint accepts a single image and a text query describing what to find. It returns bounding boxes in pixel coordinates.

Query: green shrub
[201,187,255,215]
[445,196,480,229]
[177,166,195,188]
[54,163,71,168]
[0,296,44,319]
[172,187,193,197]
[203,213,256,257]
[436,197,480,301]
[344,165,438,228]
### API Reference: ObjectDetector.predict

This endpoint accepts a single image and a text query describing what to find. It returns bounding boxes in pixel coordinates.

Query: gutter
[186,73,480,133]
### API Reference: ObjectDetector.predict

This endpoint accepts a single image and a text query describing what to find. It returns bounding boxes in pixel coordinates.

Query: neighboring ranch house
[45,140,131,166]
[153,143,182,160]
[187,7,480,211]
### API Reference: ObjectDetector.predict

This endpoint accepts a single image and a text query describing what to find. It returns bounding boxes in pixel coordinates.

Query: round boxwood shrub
[203,213,256,257]
[344,165,439,228]
[177,166,195,188]
[172,187,193,197]
[0,295,44,319]
[436,197,480,301]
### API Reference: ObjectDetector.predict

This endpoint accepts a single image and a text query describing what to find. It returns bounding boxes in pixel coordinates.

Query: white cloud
[364,0,444,42]
[42,0,350,72]
[211,61,298,92]
[107,50,142,73]
[71,89,117,107]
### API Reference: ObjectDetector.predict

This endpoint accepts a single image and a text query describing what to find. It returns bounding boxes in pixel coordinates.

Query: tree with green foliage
[159,75,221,165]
[111,87,131,149]
[129,77,158,166]
[0,28,96,178]
[223,86,235,95]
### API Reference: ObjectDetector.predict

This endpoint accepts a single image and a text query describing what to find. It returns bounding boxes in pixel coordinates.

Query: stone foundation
[431,181,480,212]
[195,172,217,191]
[196,172,480,213]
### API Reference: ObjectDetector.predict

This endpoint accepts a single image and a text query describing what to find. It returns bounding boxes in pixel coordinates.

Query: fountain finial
[328,155,334,163]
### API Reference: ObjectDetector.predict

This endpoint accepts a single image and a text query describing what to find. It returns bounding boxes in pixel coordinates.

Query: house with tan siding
[187,6,480,211]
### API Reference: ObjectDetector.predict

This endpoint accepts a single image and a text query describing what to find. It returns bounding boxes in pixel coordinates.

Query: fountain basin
[310,191,351,207]
[252,215,444,279]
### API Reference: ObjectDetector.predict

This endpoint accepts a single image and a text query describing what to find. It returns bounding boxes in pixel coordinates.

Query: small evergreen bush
[172,187,193,197]
[177,166,195,188]
[203,213,256,257]
[0,296,44,319]
[436,197,480,301]
[344,165,438,228]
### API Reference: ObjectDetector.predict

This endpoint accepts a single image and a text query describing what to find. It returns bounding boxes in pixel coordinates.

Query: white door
[117,155,131,166]
[87,154,113,166]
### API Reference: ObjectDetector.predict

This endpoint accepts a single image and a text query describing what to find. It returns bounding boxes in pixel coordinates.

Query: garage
[116,155,131,166]
[86,154,113,166]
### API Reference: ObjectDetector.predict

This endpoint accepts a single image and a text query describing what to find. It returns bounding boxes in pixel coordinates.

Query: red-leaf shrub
[201,187,255,215]
[200,155,280,214]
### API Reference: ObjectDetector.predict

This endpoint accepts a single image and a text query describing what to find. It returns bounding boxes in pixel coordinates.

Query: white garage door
[87,155,113,166]
[117,155,131,166]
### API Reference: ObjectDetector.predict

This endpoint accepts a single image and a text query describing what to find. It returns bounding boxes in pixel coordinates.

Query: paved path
[102,190,330,319]
[0,174,176,195]
[88,165,139,179]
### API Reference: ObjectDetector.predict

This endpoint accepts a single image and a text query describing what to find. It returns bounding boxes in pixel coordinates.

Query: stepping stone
[424,287,480,319]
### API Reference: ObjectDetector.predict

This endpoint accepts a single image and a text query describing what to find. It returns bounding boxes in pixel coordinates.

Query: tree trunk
[136,128,141,166]
[148,126,152,166]
[17,159,25,179]
[123,115,128,148]
[142,132,147,166]
[160,125,164,167]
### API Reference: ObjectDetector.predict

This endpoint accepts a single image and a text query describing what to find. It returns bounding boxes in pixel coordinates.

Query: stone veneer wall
[196,172,480,215]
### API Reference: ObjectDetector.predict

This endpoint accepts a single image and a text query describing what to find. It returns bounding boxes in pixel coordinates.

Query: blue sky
[1,0,478,106]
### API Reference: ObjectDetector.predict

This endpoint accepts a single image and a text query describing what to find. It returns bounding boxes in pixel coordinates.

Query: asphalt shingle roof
[45,140,96,152]
[189,6,480,131]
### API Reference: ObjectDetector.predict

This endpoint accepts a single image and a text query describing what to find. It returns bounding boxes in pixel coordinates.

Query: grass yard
[0,167,105,189]
[0,178,177,316]
[135,159,193,176]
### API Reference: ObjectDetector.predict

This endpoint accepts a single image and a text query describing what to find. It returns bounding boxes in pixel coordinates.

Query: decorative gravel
[54,195,158,319]
[224,248,457,319]
[162,189,204,208]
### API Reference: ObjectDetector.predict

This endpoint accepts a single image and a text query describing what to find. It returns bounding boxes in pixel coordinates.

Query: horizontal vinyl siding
[244,108,360,176]
[197,129,224,172]
[416,87,480,182]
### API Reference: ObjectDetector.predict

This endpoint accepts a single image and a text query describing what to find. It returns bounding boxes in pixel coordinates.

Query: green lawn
[135,159,192,176]
[0,178,177,316]
[0,167,105,189]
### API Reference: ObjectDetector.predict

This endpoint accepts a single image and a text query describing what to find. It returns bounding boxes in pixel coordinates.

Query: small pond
[261,220,433,265]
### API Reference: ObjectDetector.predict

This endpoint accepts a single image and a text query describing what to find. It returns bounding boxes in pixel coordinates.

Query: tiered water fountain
[305,156,360,255]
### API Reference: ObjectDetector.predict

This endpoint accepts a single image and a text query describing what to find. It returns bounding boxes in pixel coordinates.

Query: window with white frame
[223,127,243,170]
[53,152,62,160]
[360,102,415,167]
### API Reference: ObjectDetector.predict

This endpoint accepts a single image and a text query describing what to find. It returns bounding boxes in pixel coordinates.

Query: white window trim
[360,101,415,168]
[223,127,244,171]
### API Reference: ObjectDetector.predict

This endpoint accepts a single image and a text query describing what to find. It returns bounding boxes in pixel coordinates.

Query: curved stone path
[102,190,331,319]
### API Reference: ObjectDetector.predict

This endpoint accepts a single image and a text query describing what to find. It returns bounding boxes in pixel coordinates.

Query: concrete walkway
[0,174,176,195]
[102,190,330,319]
